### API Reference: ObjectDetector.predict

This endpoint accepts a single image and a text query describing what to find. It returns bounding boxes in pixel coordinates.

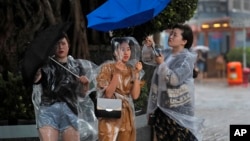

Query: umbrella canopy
[21,22,72,86]
[192,45,210,52]
[87,0,171,32]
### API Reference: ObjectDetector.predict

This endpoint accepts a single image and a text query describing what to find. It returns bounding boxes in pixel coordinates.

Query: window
[233,0,241,10]
[219,3,226,12]
[205,7,212,12]
[212,7,217,12]
[198,4,204,12]
[244,0,250,11]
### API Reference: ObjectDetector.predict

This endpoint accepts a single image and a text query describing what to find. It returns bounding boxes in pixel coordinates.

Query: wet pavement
[195,78,250,141]
[1,78,249,141]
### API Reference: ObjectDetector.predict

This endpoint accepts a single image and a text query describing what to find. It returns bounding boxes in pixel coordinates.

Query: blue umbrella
[87,0,171,32]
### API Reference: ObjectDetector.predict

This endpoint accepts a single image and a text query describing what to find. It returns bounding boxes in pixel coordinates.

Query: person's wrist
[133,72,140,80]
[134,77,140,81]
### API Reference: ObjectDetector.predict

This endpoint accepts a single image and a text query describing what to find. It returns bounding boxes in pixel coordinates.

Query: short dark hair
[60,32,70,44]
[172,24,193,49]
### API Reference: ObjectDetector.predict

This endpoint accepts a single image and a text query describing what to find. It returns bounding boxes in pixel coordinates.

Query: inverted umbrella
[87,0,171,32]
[21,22,72,86]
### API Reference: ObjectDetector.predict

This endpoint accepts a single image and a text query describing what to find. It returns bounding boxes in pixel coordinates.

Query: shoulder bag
[89,91,122,118]
[95,97,122,118]
[166,84,191,108]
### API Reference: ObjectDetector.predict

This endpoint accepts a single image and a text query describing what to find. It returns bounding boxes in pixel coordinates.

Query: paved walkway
[195,78,250,141]
[1,78,249,141]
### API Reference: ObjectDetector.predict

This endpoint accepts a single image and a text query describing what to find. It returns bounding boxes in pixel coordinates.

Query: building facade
[189,0,250,77]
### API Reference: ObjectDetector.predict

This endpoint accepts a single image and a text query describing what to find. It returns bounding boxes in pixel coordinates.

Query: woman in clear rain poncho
[142,24,204,141]
[32,33,98,141]
[95,37,144,141]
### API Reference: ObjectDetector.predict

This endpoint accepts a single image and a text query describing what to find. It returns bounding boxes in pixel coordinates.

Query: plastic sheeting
[94,37,144,141]
[32,56,98,141]
[142,47,204,141]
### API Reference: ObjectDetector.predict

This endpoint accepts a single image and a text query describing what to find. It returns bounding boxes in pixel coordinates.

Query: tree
[0,0,198,121]
[0,0,198,73]
[112,0,198,43]
[0,0,103,72]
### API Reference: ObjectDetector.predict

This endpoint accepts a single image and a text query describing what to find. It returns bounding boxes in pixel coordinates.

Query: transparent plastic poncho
[93,37,145,141]
[32,55,98,141]
[93,37,145,91]
[142,46,204,141]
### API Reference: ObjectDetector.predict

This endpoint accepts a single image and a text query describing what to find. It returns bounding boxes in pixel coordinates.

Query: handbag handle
[89,90,117,100]
[102,93,117,99]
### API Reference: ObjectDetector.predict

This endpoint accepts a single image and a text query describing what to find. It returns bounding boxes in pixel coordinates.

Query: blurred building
[188,0,250,77]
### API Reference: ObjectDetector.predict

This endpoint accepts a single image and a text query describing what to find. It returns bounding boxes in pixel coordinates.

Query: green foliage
[153,0,198,31]
[112,0,198,42]
[0,72,34,120]
[226,47,250,67]
[134,82,149,112]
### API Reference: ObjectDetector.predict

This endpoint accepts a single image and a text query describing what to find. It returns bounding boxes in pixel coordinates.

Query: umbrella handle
[151,46,160,57]
[49,57,80,78]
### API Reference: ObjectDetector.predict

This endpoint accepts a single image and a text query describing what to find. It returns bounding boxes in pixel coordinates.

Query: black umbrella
[21,22,72,86]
